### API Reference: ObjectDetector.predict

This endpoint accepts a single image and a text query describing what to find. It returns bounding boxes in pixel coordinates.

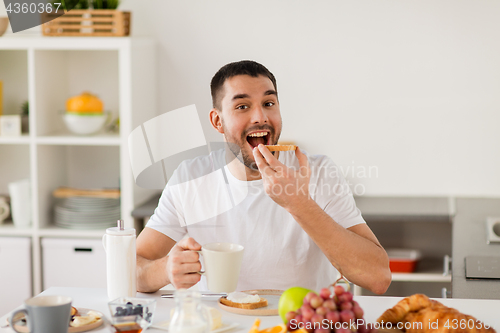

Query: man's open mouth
[246,131,271,149]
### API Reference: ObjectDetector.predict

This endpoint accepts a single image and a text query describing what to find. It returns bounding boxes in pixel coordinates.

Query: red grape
[316,306,328,316]
[340,301,353,311]
[314,329,330,333]
[295,314,304,324]
[323,299,337,311]
[334,285,344,296]
[286,311,297,323]
[319,287,331,300]
[310,295,323,309]
[305,292,316,303]
[353,305,364,319]
[311,314,324,324]
[301,306,315,320]
[337,328,352,333]
[340,310,355,323]
[325,310,340,323]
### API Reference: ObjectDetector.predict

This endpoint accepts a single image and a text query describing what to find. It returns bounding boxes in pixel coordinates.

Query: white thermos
[102,220,137,300]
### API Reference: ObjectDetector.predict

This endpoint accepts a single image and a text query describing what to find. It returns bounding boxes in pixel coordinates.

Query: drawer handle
[74,247,93,252]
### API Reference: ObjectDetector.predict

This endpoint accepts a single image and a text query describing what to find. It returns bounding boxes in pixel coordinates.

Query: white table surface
[2,288,500,332]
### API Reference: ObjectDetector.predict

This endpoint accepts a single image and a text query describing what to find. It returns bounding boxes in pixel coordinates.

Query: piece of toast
[265,145,297,151]
[220,296,268,309]
[71,306,78,316]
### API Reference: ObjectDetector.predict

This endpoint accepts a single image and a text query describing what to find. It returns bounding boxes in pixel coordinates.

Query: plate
[217,289,283,316]
[151,321,239,332]
[8,308,104,333]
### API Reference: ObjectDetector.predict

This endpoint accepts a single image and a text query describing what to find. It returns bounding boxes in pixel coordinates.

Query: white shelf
[0,36,158,296]
[36,132,121,146]
[392,272,451,282]
[0,135,31,144]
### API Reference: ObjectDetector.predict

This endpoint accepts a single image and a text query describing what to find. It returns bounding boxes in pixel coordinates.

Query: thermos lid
[106,220,135,236]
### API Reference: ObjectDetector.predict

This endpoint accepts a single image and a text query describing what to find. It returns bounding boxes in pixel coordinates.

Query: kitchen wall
[3,0,500,197]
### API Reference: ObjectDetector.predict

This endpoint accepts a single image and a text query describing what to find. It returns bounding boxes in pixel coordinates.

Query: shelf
[0,134,31,144]
[391,257,451,282]
[0,222,34,236]
[36,132,120,146]
[38,225,108,238]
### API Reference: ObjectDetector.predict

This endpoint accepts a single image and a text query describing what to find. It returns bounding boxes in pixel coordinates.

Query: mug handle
[196,250,205,275]
[9,309,27,333]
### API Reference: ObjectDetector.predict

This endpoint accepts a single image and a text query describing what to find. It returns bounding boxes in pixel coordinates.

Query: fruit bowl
[108,297,156,331]
[63,112,108,135]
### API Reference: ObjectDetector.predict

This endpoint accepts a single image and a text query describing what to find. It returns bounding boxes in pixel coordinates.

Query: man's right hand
[166,237,202,289]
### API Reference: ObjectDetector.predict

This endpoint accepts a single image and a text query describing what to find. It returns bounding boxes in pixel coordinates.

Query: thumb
[295,147,310,176]
[178,237,202,251]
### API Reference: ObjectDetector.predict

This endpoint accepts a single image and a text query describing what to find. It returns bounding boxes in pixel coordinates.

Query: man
[136,60,391,294]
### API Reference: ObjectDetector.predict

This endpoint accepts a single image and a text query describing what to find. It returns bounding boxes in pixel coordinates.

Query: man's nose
[251,105,268,123]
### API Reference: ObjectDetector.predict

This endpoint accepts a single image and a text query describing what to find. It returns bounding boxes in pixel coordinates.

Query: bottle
[169,290,210,333]
[102,220,137,300]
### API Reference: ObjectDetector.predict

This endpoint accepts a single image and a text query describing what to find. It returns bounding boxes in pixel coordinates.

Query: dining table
[1,287,500,333]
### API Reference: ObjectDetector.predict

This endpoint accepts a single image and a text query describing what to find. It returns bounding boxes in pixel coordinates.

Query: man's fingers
[253,147,275,177]
[177,237,202,251]
[295,147,310,176]
[257,144,285,170]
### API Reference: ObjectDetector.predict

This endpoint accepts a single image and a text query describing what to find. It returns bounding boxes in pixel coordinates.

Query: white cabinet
[0,36,157,295]
[0,237,31,317]
[42,238,106,290]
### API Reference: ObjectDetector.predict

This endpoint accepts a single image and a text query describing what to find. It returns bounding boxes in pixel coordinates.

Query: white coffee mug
[0,196,9,224]
[198,243,244,293]
[8,179,31,228]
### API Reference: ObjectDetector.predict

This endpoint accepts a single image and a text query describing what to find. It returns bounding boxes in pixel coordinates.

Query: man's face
[216,74,282,170]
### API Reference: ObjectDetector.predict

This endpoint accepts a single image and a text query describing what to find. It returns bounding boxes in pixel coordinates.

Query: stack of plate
[54,197,120,229]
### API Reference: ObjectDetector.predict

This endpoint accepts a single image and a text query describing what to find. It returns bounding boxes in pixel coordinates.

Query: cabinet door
[42,238,106,290]
[0,237,32,316]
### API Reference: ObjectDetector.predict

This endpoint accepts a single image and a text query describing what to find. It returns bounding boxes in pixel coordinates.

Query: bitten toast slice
[265,145,297,151]
[220,296,268,309]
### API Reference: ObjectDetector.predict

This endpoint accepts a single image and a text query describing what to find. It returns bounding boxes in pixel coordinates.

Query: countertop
[2,287,500,333]
[452,198,500,299]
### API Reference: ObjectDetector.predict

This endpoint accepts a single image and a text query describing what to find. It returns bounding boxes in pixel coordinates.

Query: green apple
[278,286,315,323]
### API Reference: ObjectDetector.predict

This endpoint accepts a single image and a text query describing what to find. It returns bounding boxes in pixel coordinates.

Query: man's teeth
[248,132,268,137]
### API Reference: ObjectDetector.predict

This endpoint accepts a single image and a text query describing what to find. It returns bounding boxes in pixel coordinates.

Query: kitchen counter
[1,287,500,332]
[452,198,500,299]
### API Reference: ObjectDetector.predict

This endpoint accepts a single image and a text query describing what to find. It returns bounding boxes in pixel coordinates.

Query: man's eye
[236,105,248,110]
[264,102,275,107]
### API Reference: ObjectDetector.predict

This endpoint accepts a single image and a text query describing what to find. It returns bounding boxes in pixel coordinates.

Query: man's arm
[253,144,391,294]
[136,227,202,293]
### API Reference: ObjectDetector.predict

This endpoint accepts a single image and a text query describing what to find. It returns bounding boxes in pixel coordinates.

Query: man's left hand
[253,144,311,210]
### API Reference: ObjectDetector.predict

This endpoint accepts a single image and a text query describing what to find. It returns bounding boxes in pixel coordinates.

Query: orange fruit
[258,324,286,333]
[249,319,261,333]
[66,92,103,113]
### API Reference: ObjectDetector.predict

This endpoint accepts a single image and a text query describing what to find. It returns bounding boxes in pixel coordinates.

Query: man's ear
[209,108,224,134]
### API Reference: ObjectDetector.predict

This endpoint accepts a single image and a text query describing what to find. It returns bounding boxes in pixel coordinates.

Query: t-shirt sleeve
[145,181,188,242]
[311,155,366,229]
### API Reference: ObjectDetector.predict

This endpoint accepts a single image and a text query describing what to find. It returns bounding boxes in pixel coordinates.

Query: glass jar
[169,290,210,333]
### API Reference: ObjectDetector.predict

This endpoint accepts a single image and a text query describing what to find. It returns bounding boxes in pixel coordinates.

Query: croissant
[377,294,496,333]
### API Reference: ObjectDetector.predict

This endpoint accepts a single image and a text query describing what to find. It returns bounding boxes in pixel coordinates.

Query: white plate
[151,321,239,332]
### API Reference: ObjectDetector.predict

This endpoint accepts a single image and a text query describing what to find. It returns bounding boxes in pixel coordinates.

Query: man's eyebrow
[231,90,277,101]
[231,93,250,101]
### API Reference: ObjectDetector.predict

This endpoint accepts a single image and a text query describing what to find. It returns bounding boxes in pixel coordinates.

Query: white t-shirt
[146,149,365,291]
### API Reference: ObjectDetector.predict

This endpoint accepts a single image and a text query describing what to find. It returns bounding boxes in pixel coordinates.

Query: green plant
[21,100,29,116]
[57,0,120,10]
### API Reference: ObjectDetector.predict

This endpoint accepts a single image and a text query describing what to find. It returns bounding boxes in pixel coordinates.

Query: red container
[387,249,422,273]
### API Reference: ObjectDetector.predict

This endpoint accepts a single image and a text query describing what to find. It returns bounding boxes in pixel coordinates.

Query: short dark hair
[210,60,278,110]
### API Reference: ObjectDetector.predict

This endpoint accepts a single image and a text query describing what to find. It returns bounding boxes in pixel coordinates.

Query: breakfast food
[66,92,104,114]
[220,291,268,310]
[378,294,495,333]
[70,306,78,316]
[70,310,102,327]
[265,145,297,152]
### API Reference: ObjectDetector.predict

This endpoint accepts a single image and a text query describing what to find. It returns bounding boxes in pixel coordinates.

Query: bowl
[387,248,422,273]
[0,17,9,37]
[108,297,156,331]
[63,112,108,135]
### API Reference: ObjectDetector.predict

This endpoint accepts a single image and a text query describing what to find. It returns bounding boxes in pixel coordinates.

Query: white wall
[4,0,500,197]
